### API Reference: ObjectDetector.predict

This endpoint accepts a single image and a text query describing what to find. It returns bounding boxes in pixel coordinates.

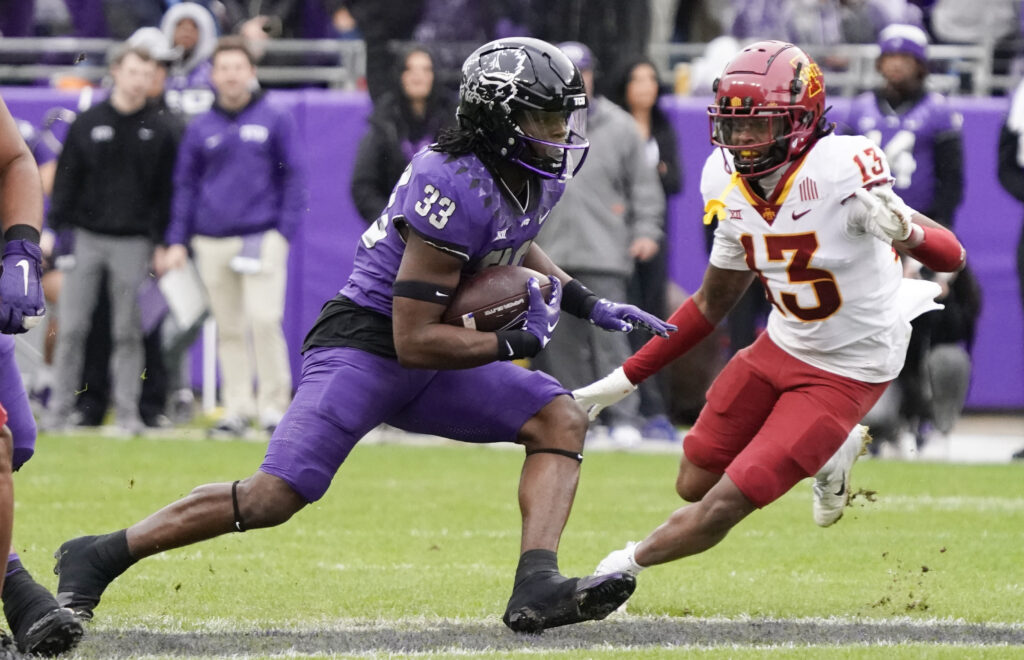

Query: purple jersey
[340,148,566,317]
[845,91,962,213]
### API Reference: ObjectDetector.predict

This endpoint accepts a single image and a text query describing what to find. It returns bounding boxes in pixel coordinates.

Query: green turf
[13,433,1024,657]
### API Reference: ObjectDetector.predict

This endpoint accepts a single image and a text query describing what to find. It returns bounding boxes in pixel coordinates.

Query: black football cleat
[53,537,113,621]
[16,607,83,657]
[502,572,636,634]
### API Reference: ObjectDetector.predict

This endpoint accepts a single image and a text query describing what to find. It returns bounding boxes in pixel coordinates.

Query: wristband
[496,330,541,360]
[906,225,966,273]
[3,224,41,244]
[623,298,715,384]
[561,279,599,318]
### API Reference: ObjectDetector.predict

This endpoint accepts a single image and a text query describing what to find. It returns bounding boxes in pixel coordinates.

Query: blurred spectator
[411,0,530,99]
[846,24,977,459]
[321,0,424,103]
[997,74,1024,461]
[64,0,111,38]
[929,0,1020,85]
[221,0,302,42]
[529,1,650,87]
[0,0,35,37]
[45,44,181,435]
[533,42,665,447]
[127,26,187,121]
[605,55,681,441]
[350,45,452,223]
[160,2,218,116]
[158,38,306,437]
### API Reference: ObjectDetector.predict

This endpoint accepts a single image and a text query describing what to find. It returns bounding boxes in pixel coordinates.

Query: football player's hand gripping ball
[0,239,45,333]
[572,367,637,421]
[853,186,915,243]
[522,276,562,349]
[589,299,677,337]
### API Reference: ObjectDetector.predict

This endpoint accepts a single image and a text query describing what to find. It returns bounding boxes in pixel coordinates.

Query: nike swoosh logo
[15,259,29,296]
[435,291,449,298]
[792,209,811,220]
[546,322,557,333]
[834,478,846,497]
[505,340,515,357]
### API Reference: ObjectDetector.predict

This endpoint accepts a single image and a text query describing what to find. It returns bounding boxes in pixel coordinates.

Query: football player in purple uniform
[0,96,84,656]
[53,37,674,633]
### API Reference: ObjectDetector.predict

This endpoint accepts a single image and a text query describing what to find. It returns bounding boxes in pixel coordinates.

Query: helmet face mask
[710,108,790,175]
[513,106,588,179]
[708,41,828,178]
[457,37,590,180]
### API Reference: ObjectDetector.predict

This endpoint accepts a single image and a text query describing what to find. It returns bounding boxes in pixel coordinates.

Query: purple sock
[5,553,21,578]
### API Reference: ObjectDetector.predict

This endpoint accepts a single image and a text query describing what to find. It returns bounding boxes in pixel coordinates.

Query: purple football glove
[0,239,46,334]
[522,276,562,349]
[588,299,676,338]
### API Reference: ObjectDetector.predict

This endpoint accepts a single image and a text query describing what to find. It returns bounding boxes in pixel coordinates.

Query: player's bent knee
[675,457,719,502]
[217,473,306,530]
[519,395,587,452]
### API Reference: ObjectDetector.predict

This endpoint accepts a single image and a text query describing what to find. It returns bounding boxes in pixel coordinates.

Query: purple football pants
[0,335,36,470]
[261,346,569,502]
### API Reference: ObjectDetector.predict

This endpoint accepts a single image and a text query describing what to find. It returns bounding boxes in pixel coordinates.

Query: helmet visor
[515,107,589,180]
[708,107,790,174]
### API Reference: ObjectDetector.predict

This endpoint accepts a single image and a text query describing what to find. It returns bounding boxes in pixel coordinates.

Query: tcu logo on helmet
[461,47,528,117]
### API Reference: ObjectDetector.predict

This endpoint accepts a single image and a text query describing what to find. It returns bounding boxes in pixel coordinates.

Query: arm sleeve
[166,127,201,246]
[350,126,390,223]
[274,109,308,241]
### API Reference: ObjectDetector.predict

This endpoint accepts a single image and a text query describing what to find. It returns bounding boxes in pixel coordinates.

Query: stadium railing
[0,37,1017,97]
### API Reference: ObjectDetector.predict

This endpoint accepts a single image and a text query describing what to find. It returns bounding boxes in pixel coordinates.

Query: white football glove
[572,366,637,421]
[852,186,916,243]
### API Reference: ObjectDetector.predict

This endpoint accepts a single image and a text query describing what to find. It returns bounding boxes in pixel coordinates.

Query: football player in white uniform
[574,41,967,583]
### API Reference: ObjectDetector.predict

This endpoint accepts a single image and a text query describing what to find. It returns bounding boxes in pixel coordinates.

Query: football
[441,265,554,332]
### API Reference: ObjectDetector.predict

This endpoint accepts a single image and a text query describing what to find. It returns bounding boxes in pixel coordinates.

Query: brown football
[441,265,554,332]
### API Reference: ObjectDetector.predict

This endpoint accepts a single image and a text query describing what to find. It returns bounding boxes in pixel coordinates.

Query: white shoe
[609,424,643,448]
[595,541,644,577]
[813,425,872,527]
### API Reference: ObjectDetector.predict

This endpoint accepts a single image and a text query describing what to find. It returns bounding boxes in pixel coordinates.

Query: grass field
[13,431,1024,658]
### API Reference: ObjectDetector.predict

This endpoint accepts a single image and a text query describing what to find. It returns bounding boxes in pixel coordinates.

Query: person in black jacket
[605,54,681,440]
[350,44,452,223]
[44,44,180,435]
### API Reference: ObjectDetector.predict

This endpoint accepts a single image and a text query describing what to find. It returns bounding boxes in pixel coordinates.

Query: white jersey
[702,134,940,383]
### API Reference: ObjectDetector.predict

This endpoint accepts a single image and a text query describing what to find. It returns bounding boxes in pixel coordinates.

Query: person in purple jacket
[844,23,978,459]
[53,36,674,633]
[156,37,305,437]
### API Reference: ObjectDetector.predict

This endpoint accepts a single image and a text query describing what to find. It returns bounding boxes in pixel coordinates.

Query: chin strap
[525,448,583,463]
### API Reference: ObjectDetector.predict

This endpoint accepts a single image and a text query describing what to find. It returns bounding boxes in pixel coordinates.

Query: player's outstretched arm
[523,243,677,338]
[573,267,753,419]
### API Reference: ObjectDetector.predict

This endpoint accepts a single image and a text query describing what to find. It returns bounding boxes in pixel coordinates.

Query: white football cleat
[813,425,872,527]
[595,541,645,578]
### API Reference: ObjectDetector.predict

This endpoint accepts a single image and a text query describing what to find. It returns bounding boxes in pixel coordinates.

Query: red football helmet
[708,41,831,177]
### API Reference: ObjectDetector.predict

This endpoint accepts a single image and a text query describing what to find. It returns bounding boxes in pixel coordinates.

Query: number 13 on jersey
[740,232,842,321]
